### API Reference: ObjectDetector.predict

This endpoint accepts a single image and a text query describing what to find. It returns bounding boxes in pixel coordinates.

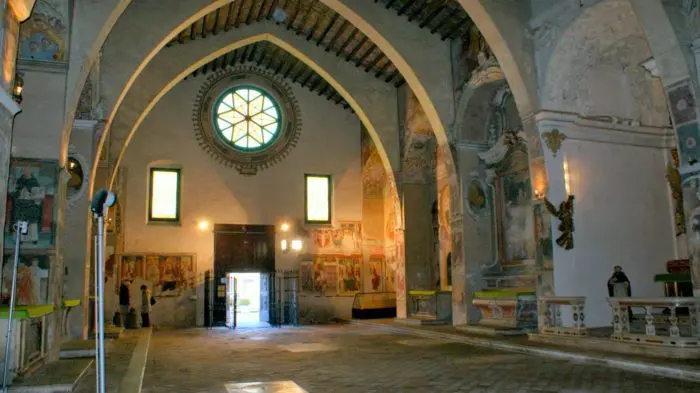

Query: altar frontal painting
[19,0,70,62]
[1,253,50,305]
[4,159,58,249]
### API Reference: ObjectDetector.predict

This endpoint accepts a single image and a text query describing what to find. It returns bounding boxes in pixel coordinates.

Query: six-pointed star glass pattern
[214,87,281,151]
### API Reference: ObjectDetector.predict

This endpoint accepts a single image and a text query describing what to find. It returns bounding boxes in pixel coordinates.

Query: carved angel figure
[544,195,575,250]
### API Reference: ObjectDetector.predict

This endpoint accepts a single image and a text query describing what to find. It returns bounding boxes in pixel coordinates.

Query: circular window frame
[194,65,301,175]
[212,85,283,152]
[66,151,88,208]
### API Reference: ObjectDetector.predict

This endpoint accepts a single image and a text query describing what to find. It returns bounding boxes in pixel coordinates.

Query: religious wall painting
[337,256,361,295]
[668,80,697,126]
[18,0,71,63]
[533,203,553,270]
[667,148,686,236]
[367,255,384,292]
[308,222,361,255]
[491,143,535,266]
[404,90,433,141]
[299,261,315,293]
[119,254,144,282]
[677,122,700,168]
[1,252,50,305]
[322,259,338,296]
[144,254,197,297]
[361,129,386,199]
[4,159,58,249]
[466,177,488,218]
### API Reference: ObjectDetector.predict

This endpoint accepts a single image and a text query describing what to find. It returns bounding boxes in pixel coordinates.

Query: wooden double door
[208,224,275,327]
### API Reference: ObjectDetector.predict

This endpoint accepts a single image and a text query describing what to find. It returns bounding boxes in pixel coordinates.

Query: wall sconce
[531,157,548,201]
[280,239,289,253]
[291,239,303,251]
[197,219,210,231]
[12,72,23,104]
[544,157,575,250]
[280,222,290,232]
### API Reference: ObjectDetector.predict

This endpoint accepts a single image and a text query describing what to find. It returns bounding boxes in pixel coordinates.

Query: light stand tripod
[1,220,28,393]
[91,189,116,393]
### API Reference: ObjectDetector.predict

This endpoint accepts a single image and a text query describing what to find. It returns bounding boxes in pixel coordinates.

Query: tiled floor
[140,325,700,393]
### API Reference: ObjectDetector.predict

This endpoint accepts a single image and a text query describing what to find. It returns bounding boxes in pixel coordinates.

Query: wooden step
[60,340,95,359]
[9,358,92,393]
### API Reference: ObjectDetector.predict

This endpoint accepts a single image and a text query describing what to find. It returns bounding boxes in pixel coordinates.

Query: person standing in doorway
[118,280,130,327]
[140,285,152,328]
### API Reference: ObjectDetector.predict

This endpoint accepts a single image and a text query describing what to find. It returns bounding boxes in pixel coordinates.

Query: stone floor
[73,330,141,393]
[140,325,700,393]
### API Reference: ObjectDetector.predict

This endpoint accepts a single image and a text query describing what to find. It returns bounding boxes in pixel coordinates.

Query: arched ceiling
[167,0,474,91]
[185,40,354,112]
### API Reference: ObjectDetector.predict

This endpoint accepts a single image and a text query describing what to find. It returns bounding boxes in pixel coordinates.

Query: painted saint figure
[13,168,45,244]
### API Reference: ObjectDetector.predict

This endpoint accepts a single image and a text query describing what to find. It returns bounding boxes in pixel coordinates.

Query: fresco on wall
[18,0,71,62]
[322,259,338,296]
[533,203,553,270]
[451,24,489,95]
[367,255,384,292]
[338,256,361,295]
[144,254,197,297]
[361,128,386,199]
[498,150,534,264]
[308,222,362,255]
[119,255,144,281]
[1,253,50,305]
[4,159,58,249]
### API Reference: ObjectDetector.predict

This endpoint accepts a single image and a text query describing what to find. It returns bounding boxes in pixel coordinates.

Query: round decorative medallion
[66,153,88,208]
[193,65,301,175]
[677,98,688,111]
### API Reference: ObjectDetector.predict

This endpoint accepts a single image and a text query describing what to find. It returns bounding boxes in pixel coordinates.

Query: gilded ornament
[541,129,567,157]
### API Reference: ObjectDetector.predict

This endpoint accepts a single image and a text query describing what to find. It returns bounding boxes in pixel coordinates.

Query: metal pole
[96,214,106,393]
[2,221,27,392]
[93,233,100,392]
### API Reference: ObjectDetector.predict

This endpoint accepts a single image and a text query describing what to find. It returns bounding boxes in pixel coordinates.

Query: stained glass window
[149,168,180,222]
[213,86,281,151]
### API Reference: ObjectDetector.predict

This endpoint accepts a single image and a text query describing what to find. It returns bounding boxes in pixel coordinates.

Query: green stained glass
[213,86,281,151]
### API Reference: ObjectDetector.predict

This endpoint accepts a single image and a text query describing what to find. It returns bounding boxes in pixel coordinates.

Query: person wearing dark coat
[607,265,633,320]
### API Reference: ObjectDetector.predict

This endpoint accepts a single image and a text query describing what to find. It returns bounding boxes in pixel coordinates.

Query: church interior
[1,0,700,391]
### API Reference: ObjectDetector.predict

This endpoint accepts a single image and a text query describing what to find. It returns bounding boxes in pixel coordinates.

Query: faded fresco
[1,253,50,305]
[307,222,362,255]
[498,149,534,264]
[18,0,71,62]
[367,255,384,292]
[4,159,58,249]
[338,256,361,295]
[144,255,196,296]
[451,24,489,95]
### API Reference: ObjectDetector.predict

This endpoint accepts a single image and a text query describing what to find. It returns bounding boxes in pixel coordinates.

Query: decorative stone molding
[534,110,674,149]
[541,128,567,157]
[192,65,302,176]
[16,59,68,74]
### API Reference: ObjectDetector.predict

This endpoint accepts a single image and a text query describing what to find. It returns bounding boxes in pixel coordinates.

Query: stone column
[666,79,700,295]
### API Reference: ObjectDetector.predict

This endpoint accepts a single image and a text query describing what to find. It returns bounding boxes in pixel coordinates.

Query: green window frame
[148,168,181,223]
[304,174,332,224]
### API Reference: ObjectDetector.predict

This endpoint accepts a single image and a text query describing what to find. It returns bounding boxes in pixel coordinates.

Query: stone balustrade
[609,297,700,348]
[537,296,587,337]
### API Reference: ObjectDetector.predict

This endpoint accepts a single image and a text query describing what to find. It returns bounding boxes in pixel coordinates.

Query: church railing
[537,296,587,337]
[608,297,700,348]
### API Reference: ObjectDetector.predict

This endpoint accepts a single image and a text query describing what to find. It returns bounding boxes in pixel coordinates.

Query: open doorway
[227,272,268,328]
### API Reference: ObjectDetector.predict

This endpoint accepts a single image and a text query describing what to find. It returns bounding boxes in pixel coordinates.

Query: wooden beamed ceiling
[171,0,473,110]
[184,40,354,112]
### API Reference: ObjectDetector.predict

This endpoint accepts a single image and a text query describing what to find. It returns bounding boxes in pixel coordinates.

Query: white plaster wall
[120,76,361,327]
[553,140,673,327]
[12,69,66,159]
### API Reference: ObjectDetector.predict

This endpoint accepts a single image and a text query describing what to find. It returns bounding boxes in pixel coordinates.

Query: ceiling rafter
[169,0,406,90]
[186,40,354,113]
[375,0,474,41]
